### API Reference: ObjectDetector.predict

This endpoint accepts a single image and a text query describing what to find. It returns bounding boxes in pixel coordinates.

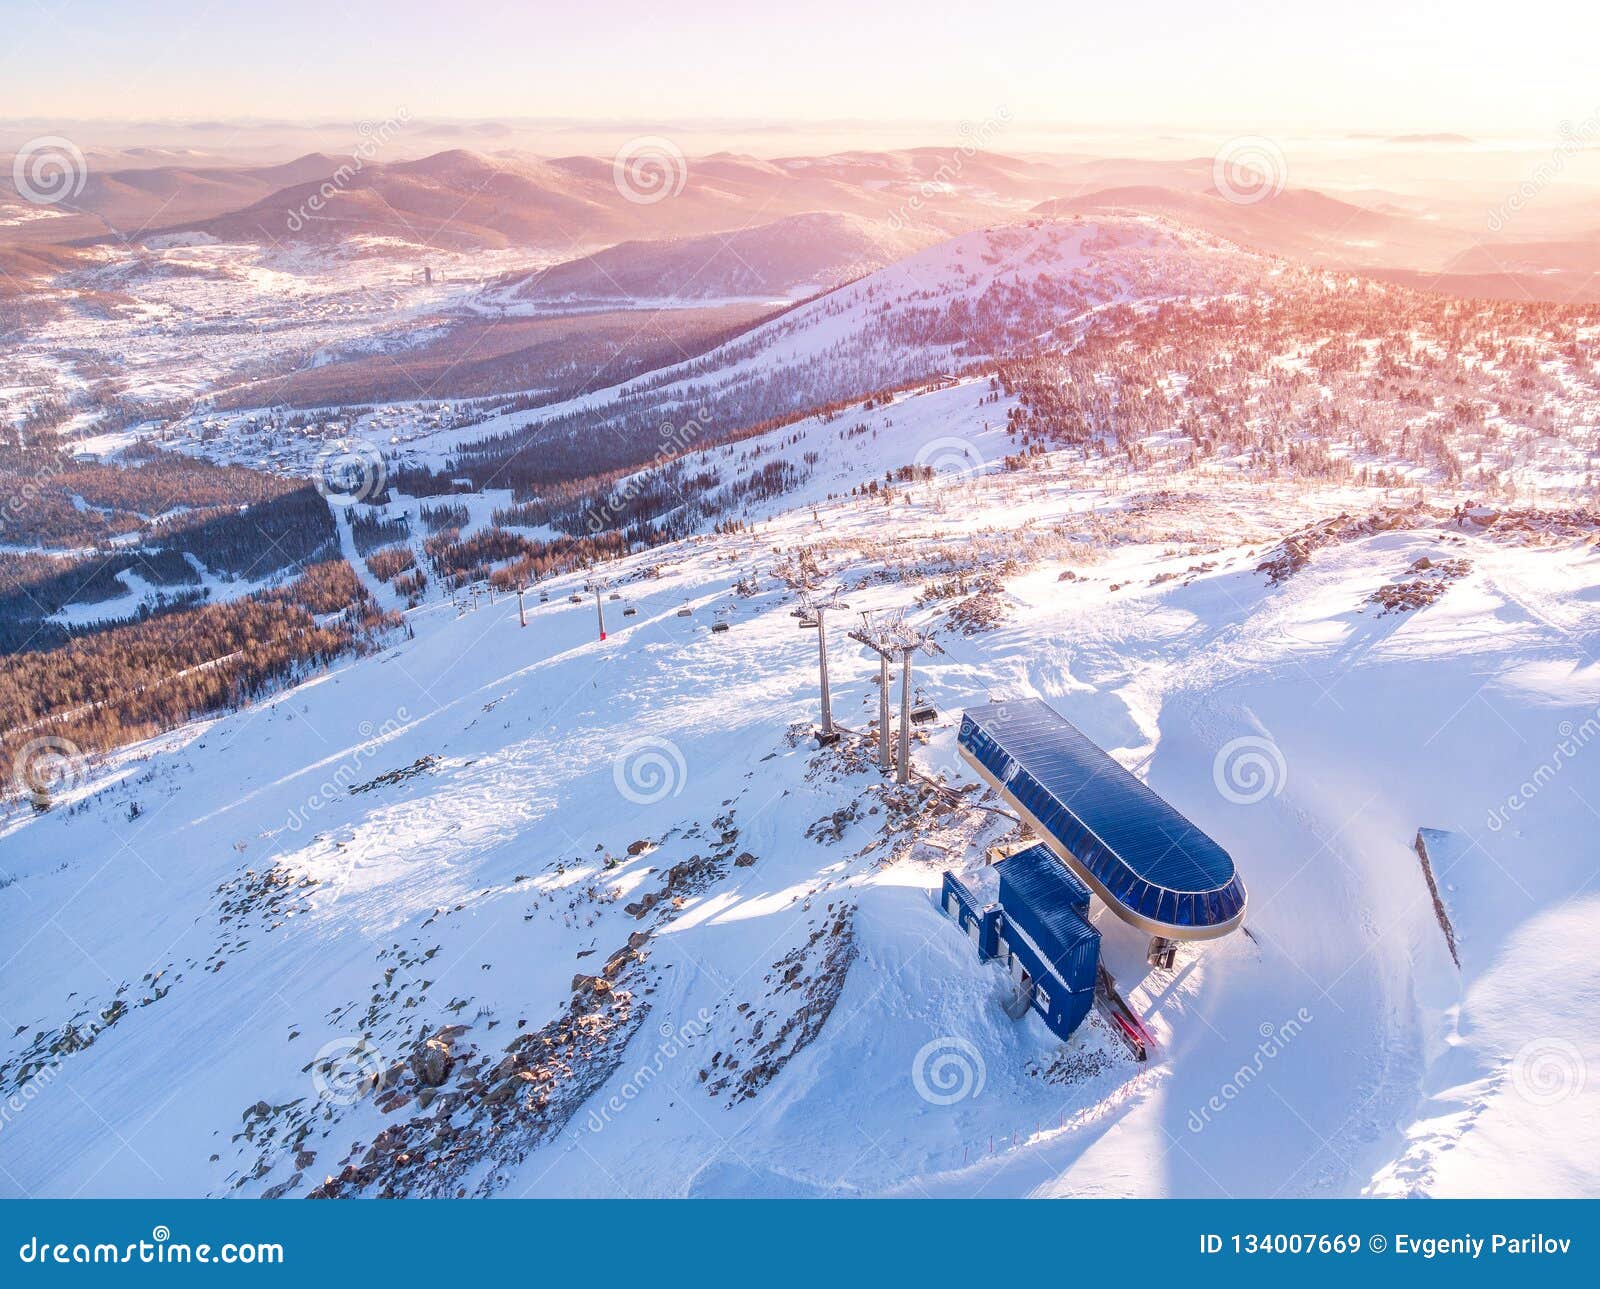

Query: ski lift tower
[585,576,609,641]
[850,610,941,783]
[796,584,849,745]
[849,611,900,772]
[892,630,942,784]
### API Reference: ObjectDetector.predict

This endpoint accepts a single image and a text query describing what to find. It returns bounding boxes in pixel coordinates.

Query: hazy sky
[4,0,1595,135]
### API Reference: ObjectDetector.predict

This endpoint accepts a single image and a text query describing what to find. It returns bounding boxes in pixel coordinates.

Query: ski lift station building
[941,698,1247,1040]
[942,843,1101,1041]
[959,698,1246,940]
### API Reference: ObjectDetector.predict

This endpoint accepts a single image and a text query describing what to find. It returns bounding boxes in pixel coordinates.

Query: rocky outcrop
[1256,509,1416,584]
[307,937,652,1199]
[702,905,856,1103]
[409,1036,454,1087]
[1367,557,1472,614]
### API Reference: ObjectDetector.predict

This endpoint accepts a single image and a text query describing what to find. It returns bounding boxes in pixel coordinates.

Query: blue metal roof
[995,846,1099,992]
[997,842,1090,912]
[959,699,1246,936]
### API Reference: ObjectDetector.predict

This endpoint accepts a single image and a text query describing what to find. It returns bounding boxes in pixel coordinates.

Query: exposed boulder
[410,1037,453,1087]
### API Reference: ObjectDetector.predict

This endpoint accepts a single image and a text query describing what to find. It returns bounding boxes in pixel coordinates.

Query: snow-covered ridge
[3,414,1597,1197]
[435,216,1284,496]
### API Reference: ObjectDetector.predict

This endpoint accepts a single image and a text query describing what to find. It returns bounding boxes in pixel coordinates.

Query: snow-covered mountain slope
[435,215,1285,492]
[3,385,1597,1196]
[482,212,942,308]
[133,215,1283,496]
[541,212,1275,397]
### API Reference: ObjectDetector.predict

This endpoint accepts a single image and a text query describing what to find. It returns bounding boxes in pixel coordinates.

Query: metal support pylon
[877,652,891,769]
[850,609,940,781]
[897,649,914,785]
[816,604,834,737]
[586,576,609,641]
[798,581,849,744]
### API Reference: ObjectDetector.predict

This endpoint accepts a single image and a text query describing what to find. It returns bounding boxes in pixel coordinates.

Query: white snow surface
[3,403,1598,1197]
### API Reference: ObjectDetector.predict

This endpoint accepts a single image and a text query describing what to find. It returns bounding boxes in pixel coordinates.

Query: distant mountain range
[3,147,1075,253]
[2,145,1596,304]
